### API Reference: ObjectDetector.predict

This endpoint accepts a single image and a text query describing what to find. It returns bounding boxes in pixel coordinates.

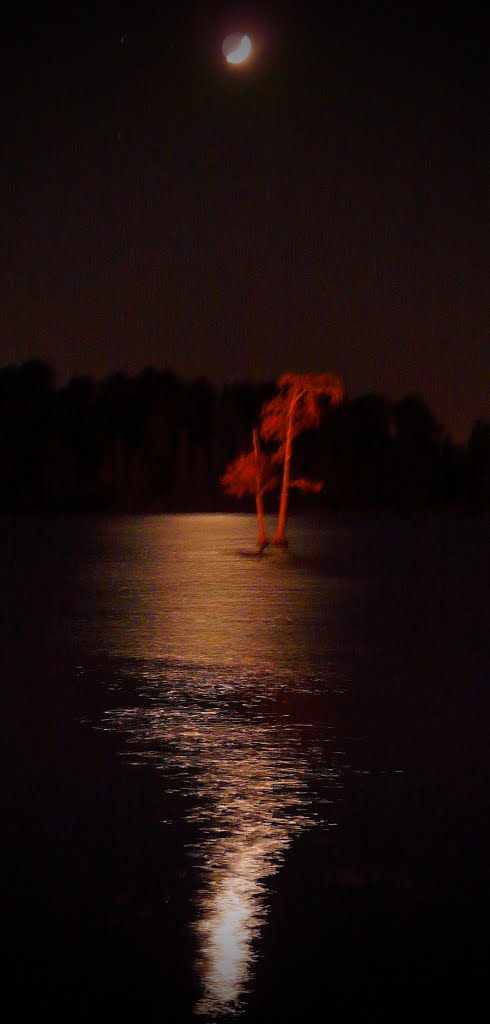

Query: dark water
[2,514,489,1019]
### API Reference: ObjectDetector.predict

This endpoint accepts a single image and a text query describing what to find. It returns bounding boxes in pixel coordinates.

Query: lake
[2,514,489,1020]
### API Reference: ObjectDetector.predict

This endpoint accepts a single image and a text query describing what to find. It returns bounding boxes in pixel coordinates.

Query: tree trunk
[253,429,269,550]
[273,407,294,545]
[255,491,268,549]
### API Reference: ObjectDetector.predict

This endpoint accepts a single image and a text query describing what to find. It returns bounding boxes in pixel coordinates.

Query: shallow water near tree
[2,514,489,1019]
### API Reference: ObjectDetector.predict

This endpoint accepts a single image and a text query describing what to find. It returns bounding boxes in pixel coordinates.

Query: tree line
[0,360,488,514]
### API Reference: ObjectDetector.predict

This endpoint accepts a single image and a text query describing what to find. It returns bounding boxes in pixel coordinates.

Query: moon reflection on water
[91,516,346,1016]
[105,663,343,1018]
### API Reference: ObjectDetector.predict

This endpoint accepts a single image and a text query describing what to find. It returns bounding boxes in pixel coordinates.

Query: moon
[222,33,252,66]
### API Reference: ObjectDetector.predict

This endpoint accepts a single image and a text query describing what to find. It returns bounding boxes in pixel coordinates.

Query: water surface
[2,514,489,1019]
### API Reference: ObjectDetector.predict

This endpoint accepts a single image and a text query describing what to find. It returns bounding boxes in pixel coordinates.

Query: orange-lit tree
[221,429,280,550]
[260,373,343,545]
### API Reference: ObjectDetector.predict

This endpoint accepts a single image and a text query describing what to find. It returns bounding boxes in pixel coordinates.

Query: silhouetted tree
[393,394,442,504]
[0,360,55,507]
[466,420,490,509]
[314,394,397,508]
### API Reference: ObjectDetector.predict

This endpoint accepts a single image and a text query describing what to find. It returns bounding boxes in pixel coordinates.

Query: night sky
[2,2,488,440]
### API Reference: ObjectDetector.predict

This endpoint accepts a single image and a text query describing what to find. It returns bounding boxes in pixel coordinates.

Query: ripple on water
[99,659,346,1017]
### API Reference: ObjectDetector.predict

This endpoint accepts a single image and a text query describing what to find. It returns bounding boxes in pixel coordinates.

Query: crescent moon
[222,34,252,65]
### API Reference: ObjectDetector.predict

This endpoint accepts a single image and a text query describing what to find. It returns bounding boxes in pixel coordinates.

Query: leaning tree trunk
[253,429,269,550]
[272,407,294,546]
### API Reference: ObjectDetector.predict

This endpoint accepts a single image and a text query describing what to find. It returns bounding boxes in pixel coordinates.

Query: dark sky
[2,2,488,439]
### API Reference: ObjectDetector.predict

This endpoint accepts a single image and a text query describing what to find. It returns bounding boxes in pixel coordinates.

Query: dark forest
[0,360,488,514]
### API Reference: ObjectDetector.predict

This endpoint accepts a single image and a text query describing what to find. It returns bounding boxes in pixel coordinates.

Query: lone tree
[260,373,343,545]
[221,429,279,549]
